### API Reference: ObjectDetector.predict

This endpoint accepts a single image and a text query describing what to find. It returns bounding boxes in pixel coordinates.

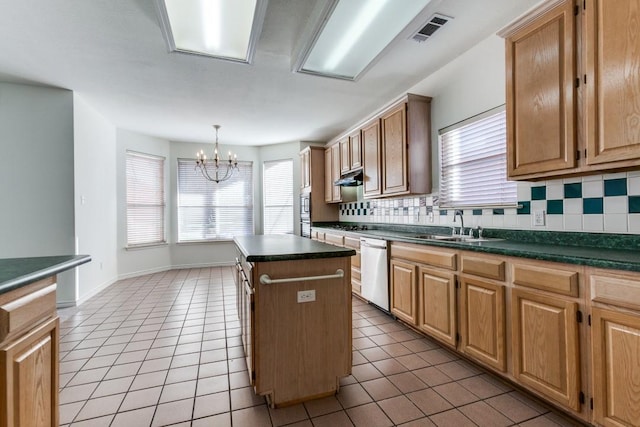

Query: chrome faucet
[453,209,464,234]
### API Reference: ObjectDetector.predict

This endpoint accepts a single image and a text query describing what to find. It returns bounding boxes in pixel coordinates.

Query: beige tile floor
[56,267,585,426]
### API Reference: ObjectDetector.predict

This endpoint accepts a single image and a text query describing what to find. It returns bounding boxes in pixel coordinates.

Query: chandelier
[195,125,238,183]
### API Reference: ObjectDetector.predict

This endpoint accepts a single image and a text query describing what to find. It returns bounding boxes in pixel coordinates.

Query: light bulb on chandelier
[195,125,238,183]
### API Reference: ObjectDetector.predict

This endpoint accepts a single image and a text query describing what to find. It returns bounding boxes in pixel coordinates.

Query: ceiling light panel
[298,0,431,80]
[157,0,267,63]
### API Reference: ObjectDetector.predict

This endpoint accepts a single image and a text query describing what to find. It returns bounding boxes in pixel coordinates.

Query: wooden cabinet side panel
[506,1,576,177]
[324,148,332,203]
[390,260,417,325]
[591,307,640,427]
[460,277,506,371]
[331,144,342,202]
[511,288,580,410]
[362,120,382,197]
[381,105,408,195]
[585,0,640,166]
[418,267,457,347]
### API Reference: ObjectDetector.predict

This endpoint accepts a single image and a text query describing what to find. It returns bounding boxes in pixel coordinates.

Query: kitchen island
[0,255,90,427]
[233,235,355,407]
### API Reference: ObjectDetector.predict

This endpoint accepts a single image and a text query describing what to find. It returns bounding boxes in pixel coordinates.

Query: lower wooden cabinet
[0,317,59,427]
[591,307,640,426]
[418,266,456,347]
[459,276,506,371]
[511,288,581,411]
[390,259,417,324]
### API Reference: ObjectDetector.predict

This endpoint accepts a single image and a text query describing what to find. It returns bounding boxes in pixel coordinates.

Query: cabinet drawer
[590,272,640,311]
[351,252,361,269]
[351,268,361,281]
[324,233,344,247]
[344,236,360,249]
[0,282,56,343]
[391,243,456,270]
[513,263,579,297]
[461,256,505,281]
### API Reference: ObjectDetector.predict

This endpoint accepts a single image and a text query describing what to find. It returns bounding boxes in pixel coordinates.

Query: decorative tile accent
[583,198,604,215]
[604,178,627,197]
[546,200,563,215]
[492,209,504,215]
[517,201,530,215]
[472,209,482,216]
[531,186,546,200]
[564,183,582,199]
[629,196,640,214]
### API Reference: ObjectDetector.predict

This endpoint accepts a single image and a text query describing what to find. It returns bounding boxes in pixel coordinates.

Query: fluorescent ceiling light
[297,0,431,80]
[157,0,267,63]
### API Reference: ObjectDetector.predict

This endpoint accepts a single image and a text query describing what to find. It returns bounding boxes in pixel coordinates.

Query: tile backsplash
[339,171,640,234]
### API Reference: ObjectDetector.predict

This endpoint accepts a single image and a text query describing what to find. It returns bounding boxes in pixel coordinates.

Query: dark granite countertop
[312,223,640,273]
[0,255,92,295]
[234,235,355,262]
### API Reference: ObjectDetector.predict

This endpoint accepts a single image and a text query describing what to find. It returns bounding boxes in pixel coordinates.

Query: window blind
[177,159,253,241]
[263,159,293,235]
[126,151,165,246]
[439,107,517,208]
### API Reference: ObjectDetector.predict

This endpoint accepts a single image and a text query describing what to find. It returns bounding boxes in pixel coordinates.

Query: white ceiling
[0,0,540,146]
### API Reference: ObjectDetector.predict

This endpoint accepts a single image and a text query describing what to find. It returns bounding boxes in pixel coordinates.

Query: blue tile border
[518,201,530,215]
[564,183,583,199]
[604,178,627,197]
[547,200,563,215]
[583,197,604,214]
[629,196,640,214]
[531,186,546,200]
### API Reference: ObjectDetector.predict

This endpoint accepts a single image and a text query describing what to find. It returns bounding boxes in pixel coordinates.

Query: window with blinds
[177,159,254,241]
[439,106,517,208]
[126,151,166,246]
[263,159,293,234]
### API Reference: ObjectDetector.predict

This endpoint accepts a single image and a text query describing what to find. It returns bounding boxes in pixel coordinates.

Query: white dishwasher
[360,237,389,312]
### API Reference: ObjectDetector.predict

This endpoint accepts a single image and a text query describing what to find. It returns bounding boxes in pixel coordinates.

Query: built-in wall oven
[300,194,311,238]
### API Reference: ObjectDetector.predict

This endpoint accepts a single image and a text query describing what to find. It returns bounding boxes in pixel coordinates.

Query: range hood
[334,169,363,186]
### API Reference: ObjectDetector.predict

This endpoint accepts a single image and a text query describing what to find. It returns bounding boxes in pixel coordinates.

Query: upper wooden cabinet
[325,144,342,203]
[339,137,350,174]
[349,130,362,170]
[584,0,640,167]
[502,0,577,178]
[362,119,381,198]
[300,147,311,190]
[501,0,640,180]
[327,93,432,198]
[300,146,338,222]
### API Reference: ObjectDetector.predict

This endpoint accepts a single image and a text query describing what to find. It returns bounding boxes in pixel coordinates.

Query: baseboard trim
[76,276,119,306]
[116,262,234,281]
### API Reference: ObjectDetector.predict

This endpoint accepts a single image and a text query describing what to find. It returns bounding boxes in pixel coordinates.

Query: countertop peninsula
[234,234,355,262]
[0,255,91,295]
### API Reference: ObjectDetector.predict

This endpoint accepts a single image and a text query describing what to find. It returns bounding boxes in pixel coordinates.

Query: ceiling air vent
[410,13,453,43]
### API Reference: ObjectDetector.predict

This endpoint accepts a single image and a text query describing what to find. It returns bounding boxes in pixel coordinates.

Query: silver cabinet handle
[259,269,344,285]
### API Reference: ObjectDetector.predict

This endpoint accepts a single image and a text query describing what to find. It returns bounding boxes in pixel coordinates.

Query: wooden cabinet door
[381,104,408,195]
[460,276,506,371]
[390,259,417,325]
[0,317,58,427]
[339,138,350,174]
[349,131,362,170]
[591,307,640,427]
[418,267,457,347]
[300,149,310,189]
[505,0,576,178]
[324,148,332,202]
[585,0,640,166]
[511,288,581,411]
[362,120,381,198]
[331,144,341,202]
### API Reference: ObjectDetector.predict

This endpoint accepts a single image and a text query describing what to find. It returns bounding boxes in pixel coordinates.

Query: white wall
[0,82,76,302]
[73,94,118,305]
[116,129,172,278]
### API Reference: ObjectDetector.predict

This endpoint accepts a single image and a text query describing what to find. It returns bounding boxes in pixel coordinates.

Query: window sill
[177,239,234,245]
[125,242,168,251]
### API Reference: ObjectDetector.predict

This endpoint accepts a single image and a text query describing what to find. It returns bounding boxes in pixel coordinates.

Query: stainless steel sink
[411,234,503,243]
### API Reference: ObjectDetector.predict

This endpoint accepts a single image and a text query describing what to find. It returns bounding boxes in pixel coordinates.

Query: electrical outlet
[297,290,316,303]
[533,210,546,226]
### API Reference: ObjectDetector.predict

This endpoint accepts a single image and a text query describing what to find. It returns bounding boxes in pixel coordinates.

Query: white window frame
[439,106,517,209]
[263,159,294,235]
[177,159,254,241]
[125,151,166,247]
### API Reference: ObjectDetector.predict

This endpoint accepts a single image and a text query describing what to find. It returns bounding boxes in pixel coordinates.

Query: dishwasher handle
[360,241,387,250]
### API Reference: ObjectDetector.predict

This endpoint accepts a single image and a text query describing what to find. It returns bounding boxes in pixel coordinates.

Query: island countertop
[234,235,355,262]
[0,255,92,295]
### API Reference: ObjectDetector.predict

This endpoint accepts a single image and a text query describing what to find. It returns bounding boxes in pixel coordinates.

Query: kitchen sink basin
[411,234,504,243]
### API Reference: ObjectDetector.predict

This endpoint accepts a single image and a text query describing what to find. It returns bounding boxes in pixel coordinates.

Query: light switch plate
[533,210,546,226]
